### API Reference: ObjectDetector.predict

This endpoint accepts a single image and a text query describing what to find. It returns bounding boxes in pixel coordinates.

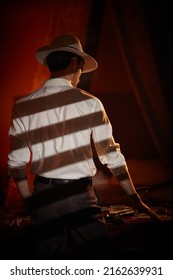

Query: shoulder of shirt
[13,84,103,109]
[14,89,41,105]
[77,88,103,105]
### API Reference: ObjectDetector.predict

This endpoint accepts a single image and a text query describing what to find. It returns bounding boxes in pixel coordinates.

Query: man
[8,34,161,259]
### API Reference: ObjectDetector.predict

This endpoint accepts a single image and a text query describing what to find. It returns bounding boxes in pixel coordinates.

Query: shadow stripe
[14,88,92,117]
[10,111,105,150]
[9,138,117,177]
[31,144,93,173]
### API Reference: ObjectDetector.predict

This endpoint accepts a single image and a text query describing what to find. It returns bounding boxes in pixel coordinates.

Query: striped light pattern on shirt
[8,78,126,179]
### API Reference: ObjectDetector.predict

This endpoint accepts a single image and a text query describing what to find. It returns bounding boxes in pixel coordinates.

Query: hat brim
[35,46,98,73]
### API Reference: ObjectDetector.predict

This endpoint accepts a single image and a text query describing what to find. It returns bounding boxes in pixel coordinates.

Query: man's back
[9,77,105,179]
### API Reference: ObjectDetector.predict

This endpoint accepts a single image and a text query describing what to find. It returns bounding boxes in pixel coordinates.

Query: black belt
[35,175,92,186]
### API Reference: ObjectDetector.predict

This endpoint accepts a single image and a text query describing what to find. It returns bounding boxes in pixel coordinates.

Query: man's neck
[49,72,74,86]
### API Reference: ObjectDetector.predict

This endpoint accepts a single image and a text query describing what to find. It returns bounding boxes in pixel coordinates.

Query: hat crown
[51,34,83,52]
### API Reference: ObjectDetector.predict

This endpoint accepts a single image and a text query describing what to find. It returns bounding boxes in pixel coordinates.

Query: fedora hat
[35,34,98,73]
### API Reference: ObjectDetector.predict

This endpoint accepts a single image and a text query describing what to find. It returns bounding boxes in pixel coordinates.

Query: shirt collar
[42,78,73,88]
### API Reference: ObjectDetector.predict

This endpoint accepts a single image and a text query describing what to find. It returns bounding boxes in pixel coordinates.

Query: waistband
[35,175,92,186]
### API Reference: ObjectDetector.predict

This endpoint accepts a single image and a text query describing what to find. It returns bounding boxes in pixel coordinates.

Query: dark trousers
[28,176,108,259]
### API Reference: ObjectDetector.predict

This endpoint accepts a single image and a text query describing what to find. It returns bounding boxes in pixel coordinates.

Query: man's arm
[110,165,163,221]
[14,177,31,199]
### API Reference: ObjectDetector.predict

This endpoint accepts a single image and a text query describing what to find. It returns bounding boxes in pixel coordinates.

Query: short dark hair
[46,51,84,72]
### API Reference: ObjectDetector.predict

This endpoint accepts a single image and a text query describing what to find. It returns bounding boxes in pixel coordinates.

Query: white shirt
[8,78,126,179]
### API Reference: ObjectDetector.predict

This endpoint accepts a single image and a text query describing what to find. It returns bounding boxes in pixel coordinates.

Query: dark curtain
[107,0,173,172]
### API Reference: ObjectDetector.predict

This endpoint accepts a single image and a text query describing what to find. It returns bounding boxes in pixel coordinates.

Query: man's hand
[131,194,164,222]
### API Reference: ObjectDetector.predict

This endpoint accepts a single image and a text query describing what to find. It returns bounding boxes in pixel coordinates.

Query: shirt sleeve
[91,98,127,171]
[7,104,30,178]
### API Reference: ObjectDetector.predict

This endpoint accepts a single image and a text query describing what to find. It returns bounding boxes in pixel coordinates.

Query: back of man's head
[46,51,84,72]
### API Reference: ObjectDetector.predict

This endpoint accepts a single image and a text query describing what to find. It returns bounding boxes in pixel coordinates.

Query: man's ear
[70,57,79,72]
